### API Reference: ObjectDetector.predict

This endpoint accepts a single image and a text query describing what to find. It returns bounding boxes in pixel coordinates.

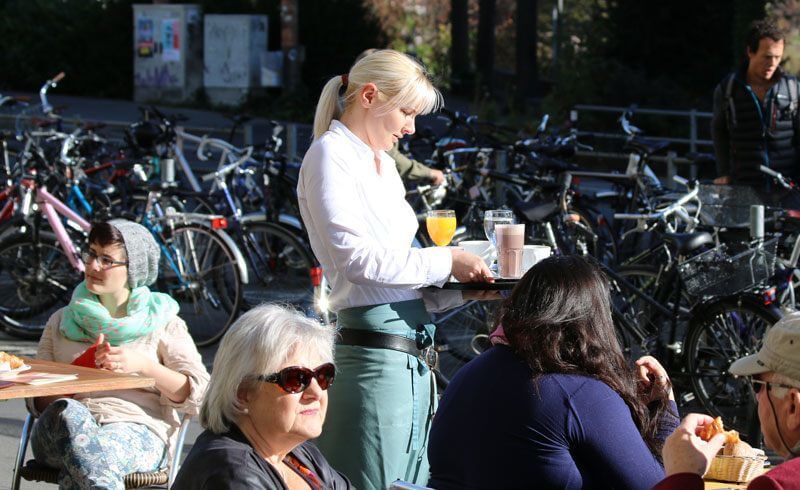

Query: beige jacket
[28,308,210,447]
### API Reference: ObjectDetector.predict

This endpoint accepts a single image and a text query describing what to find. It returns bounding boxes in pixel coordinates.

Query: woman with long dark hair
[428,255,679,489]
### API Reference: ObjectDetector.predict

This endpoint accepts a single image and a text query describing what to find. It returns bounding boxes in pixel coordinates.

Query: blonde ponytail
[312,50,443,141]
[313,76,345,140]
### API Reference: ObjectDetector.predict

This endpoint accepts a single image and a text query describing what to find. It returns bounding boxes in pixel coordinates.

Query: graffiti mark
[135,65,179,88]
[205,19,250,87]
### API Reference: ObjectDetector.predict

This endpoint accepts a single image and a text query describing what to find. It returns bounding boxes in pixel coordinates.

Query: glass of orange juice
[426,210,457,247]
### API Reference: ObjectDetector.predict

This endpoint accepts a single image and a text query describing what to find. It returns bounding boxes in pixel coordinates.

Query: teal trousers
[316,299,436,490]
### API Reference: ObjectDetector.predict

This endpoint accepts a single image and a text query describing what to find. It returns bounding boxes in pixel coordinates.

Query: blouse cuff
[425,246,454,287]
[159,371,206,416]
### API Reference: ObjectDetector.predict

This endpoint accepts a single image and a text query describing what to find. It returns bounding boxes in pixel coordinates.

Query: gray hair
[768,372,800,399]
[200,304,335,434]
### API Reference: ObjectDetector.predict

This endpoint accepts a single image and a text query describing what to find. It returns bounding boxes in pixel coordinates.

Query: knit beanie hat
[109,219,160,289]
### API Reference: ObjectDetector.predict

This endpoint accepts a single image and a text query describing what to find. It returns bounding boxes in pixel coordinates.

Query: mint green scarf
[59,281,179,345]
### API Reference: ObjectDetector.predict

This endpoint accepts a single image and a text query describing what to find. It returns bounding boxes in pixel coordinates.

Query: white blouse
[298,120,453,312]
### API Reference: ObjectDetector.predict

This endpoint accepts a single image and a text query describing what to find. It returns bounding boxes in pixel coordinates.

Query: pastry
[698,416,740,445]
[0,351,25,371]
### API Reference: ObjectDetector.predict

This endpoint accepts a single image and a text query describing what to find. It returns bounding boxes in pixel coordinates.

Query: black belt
[336,328,438,368]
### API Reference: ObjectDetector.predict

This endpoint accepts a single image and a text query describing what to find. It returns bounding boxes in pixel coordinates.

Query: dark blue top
[428,345,679,490]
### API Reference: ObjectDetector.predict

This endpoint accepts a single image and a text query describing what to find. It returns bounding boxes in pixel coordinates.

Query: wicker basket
[705,454,767,483]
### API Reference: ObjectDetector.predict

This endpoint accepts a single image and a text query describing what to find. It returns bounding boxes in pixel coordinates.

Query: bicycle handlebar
[200,146,255,182]
[760,164,793,189]
[673,175,689,187]
[614,182,699,223]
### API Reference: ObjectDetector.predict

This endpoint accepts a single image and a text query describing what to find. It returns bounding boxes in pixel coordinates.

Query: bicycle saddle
[515,200,559,222]
[624,137,669,156]
[662,231,713,256]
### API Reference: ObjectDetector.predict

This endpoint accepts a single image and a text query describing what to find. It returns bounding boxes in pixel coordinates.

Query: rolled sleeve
[157,318,210,415]
[425,246,453,286]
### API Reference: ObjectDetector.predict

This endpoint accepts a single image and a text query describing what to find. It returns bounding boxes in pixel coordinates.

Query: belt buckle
[421,346,439,370]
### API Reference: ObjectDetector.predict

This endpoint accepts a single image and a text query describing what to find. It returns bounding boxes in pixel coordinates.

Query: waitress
[297,49,492,489]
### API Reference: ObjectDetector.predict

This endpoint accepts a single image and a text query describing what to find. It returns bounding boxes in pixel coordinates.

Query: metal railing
[572,104,716,181]
[573,104,714,153]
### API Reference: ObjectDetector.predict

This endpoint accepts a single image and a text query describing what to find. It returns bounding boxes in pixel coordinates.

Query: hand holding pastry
[663,413,727,476]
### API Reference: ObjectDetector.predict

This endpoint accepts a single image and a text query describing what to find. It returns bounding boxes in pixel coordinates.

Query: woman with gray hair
[172,304,352,489]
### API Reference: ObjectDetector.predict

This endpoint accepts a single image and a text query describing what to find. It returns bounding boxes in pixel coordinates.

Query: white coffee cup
[522,245,551,273]
[458,240,495,266]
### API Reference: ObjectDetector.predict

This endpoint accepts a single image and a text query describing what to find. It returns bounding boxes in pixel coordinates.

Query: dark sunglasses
[256,363,336,394]
[750,378,798,394]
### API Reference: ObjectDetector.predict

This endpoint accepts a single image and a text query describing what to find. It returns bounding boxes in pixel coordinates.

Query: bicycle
[0,147,246,345]
[606,179,782,441]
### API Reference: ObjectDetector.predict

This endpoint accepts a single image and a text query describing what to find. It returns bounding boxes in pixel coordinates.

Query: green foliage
[364,1,452,89]
[540,0,768,127]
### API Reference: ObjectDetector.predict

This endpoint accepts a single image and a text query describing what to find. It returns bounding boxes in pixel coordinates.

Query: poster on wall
[162,19,181,62]
[136,16,155,57]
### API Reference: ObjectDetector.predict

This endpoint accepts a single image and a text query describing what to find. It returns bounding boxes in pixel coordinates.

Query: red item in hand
[71,339,100,368]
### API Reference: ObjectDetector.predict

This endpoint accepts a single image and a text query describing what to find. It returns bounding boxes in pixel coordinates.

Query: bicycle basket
[677,236,779,297]
[698,184,763,228]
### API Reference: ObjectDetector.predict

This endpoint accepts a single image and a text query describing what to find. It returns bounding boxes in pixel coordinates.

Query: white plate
[0,364,31,380]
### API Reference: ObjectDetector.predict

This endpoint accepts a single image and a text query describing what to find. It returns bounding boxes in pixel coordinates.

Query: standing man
[653,317,800,488]
[711,20,800,200]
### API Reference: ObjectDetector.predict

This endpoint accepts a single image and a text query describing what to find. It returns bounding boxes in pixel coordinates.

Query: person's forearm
[142,361,190,403]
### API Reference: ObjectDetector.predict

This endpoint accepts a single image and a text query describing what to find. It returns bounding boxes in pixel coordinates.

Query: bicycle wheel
[157,223,242,346]
[106,190,215,222]
[238,221,316,314]
[685,296,781,442]
[0,231,82,339]
[613,266,692,357]
[432,300,501,380]
[567,207,617,266]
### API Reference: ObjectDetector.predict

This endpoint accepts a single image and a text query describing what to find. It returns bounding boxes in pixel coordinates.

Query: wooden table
[704,466,769,489]
[704,478,748,489]
[0,358,155,400]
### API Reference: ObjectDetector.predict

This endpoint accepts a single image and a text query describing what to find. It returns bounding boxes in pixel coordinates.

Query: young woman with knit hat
[26,220,210,490]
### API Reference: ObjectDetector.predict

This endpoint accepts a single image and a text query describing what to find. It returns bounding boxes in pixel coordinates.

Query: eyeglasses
[256,363,336,394]
[750,378,799,394]
[81,249,128,270]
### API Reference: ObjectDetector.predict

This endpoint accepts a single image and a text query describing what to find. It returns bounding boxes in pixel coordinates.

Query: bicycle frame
[171,129,206,193]
[66,185,93,218]
[31,185,91,271]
